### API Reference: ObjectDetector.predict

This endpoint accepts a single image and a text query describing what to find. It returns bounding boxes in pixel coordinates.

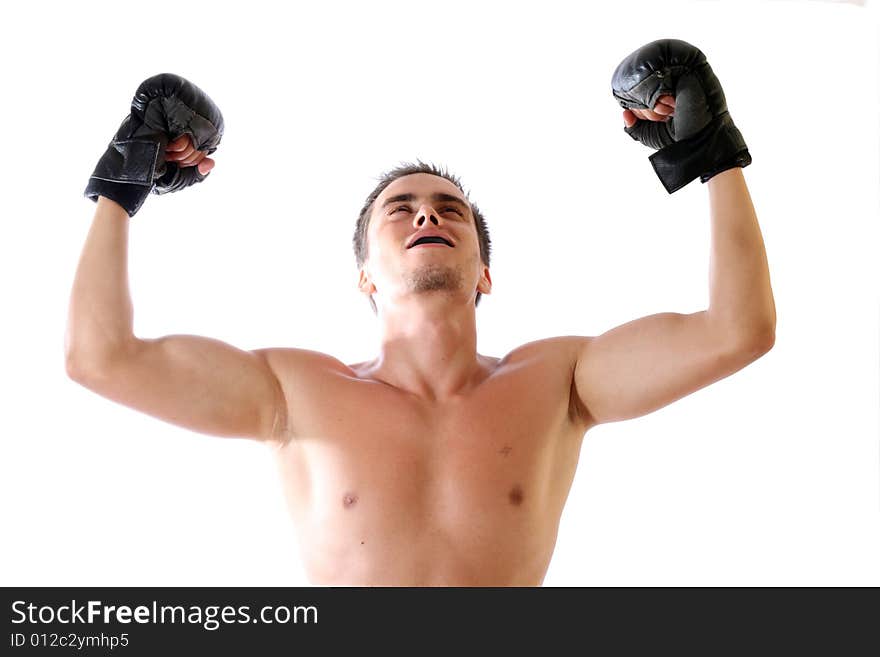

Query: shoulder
[251,346,352,383]
[501,336,596,428]
[500,335,593,367]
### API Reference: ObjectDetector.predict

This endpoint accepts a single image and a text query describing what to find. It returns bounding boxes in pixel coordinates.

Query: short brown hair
[352,161,492,315]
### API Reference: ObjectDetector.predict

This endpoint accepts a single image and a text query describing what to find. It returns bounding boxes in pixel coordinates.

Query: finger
[632,108,664,121]
[168,143,196,162]
[657,95,676,108]
[638,107,667,121]
[198,157,215,176]
[180,150,205,166]
[653,102,674,116]
[165,135,190,152]
[623,109,637,128]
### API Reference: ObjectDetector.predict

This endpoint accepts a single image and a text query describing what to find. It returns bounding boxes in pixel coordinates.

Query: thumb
[622,109,637,128]
[198,158,215,176]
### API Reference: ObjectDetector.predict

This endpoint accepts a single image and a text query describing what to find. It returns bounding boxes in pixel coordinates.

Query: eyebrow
[380,192,470,211]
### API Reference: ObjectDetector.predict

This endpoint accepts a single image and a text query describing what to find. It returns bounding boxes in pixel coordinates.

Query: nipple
[508,484,524,506]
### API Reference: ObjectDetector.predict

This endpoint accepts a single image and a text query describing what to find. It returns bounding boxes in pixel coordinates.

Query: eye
[390,205,463,216]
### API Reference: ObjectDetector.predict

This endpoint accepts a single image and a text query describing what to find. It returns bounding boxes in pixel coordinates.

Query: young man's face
[359,173,491,311]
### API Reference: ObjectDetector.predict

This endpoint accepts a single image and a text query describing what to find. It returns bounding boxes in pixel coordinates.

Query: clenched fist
[165,134,215,176]
[623,95,675,128]
[611,39,751,194]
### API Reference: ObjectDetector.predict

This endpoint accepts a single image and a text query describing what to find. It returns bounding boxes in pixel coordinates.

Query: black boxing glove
[611,38,751,194]
[84,73,224,217]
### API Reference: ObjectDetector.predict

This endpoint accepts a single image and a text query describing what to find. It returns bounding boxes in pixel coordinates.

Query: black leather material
[84,73,224,217]
[611,39,751,194]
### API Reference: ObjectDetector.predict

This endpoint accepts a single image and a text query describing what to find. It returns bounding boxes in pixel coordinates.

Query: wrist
[96,195,132,219]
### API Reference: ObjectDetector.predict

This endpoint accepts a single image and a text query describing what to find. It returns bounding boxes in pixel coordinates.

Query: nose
[414,204,441,227]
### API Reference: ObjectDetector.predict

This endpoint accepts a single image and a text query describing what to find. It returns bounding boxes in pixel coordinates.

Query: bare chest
[272,346,589,584]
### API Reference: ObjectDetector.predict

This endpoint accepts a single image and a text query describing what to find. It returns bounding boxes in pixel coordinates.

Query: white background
[1,0,878,586]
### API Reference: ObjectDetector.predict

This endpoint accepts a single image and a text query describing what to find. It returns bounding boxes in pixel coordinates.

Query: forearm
[706,168,776,344]
[65,196,136,366]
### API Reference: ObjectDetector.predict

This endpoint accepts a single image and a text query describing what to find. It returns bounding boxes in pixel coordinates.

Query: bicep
[572,311,764,426]
[71,335,288,443]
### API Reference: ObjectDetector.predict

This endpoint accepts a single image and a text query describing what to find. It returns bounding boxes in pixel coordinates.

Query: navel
[508,484,524,506]
[342,492,359,509]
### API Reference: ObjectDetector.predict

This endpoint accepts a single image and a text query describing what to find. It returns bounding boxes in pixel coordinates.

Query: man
[66,41,775,586]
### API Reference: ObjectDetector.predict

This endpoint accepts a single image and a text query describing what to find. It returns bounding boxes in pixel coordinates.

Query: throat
[359,354,498,402]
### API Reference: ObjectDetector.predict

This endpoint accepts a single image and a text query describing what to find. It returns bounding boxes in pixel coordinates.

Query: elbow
[65,349,101,384]
[64,344,129,385]
[752,315,776,354]
[731,324,775,361]
[64,327,109,383]
[750,329,775,358]
[64,350,82,381]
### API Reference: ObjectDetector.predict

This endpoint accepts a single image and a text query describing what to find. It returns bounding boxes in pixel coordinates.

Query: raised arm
[572,40,775,427]
[67,75,289,443]
[572,168,775,426]
[65,196,288,444]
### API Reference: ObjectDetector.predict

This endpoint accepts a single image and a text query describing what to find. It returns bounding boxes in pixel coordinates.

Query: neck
[367,296,486,401]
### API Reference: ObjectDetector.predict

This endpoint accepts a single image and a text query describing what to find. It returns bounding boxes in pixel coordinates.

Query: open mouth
[408,236,453,248]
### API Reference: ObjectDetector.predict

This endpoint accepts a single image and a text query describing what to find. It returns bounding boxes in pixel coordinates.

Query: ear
[477,265,492,295]
[358,268,377,296]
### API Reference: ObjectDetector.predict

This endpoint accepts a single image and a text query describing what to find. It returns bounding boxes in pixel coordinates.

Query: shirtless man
[66,42,775,586]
